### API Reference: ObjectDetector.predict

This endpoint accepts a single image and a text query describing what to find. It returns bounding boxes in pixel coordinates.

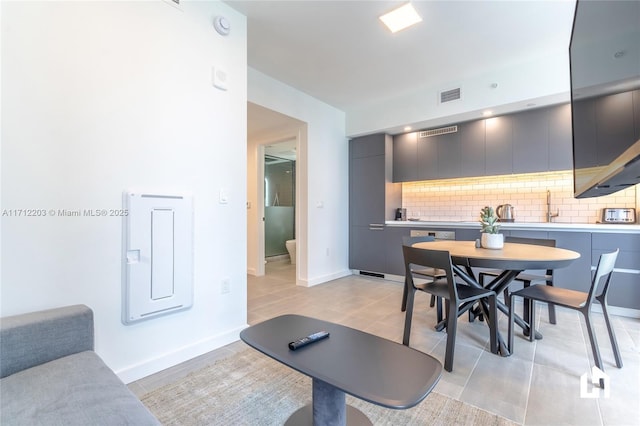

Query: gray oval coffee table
[240,314,442,426]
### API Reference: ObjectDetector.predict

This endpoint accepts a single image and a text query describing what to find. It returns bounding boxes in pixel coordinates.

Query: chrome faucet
[546,190,559,222]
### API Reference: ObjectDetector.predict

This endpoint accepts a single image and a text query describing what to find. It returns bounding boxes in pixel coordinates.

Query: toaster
[601,208,637,224]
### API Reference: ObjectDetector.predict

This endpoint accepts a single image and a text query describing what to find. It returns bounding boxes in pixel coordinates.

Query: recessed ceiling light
[379,3,422,33]
[404,126,412,131]
[483,111,493,117]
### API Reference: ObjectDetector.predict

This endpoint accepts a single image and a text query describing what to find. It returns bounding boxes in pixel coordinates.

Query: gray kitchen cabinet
[393,132,418,182]
[484,116,513,175]
[512,108,549,173]
[350,154,386,227]
[350,225,387,273]
[459,120,486,178]
[548,104,573,171]
[351,133,386,158]
[349,134,401,272]
[548,231,592,292]
[591,233,640,310]
[385,226,411,275]
[417,135,439,180]
[455,227,480,241]
[436,130,462,178]
[391,103,575,182]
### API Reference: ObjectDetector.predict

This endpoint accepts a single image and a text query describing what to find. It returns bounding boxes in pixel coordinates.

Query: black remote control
[288,331,330,350]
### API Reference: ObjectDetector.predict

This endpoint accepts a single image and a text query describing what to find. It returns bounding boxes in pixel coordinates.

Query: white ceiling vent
[419,125,458,138]
[439,87,461,104]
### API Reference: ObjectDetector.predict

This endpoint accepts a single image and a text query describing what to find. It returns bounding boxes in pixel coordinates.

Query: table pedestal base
[284,378,372,426]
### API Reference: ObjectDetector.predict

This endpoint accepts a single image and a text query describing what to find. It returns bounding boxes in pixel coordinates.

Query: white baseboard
[116,324,248,384]
[298,269,352,287]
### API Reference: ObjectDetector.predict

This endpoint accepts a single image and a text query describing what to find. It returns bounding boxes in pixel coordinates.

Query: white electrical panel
[123,190,194,324]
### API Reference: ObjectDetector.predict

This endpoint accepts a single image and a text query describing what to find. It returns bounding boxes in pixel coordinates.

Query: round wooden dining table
[412,240,580,355]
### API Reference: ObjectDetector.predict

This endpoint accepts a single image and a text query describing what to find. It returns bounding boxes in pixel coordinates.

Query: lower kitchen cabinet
[351,226,411,276]
[349,226,386,273]
[548,231,592,291]
[591,233,640,310]
[385,227,411,276]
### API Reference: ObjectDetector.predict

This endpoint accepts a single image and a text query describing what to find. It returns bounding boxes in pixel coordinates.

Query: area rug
[141,348,517,426]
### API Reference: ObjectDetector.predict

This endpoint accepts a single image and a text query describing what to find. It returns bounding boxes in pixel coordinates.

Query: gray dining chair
[401,235,445,323]
[508,249,622,386]
[479,236,557,325]
[402,245,498,372]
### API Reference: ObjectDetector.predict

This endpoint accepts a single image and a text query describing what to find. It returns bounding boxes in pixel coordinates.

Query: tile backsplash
[402,170,639,224]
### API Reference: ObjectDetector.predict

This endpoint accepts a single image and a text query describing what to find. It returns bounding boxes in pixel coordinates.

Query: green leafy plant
[479,206,500,234]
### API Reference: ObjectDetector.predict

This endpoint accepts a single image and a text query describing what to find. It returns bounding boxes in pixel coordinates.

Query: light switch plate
[219,189,229,204]
[212,67,228,91]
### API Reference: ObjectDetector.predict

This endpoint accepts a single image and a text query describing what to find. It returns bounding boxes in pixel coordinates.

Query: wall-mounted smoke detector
[438,87,461,104]
[214,16,231,36]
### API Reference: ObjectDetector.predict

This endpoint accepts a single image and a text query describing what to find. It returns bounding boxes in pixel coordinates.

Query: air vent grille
[440,88,461,103]
[419,125,458,138]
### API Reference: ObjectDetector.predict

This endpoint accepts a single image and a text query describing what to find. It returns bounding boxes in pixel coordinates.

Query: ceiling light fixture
[404,126,412,131]
[379,2,422,33]
[483,111,493,117]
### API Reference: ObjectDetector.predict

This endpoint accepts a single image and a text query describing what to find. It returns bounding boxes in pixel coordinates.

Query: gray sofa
[0,304,160,425]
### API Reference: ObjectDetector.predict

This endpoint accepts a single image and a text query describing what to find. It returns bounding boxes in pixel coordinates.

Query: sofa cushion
[0,351,159,426]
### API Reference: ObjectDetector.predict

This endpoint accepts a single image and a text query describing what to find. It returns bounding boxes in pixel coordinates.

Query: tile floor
[130,260,640,425]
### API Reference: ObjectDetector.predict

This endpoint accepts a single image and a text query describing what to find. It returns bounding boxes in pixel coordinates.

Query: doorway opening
[264,142,296,263]
[246,102,307,284]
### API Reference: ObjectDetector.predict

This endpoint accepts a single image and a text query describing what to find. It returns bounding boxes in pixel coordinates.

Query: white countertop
[386,220,640,233]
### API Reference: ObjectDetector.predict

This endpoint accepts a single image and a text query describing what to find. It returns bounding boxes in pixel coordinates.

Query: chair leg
[401,277,408,312]
[402,287,415,346]
[546,279,557,325]
[508,294,516,354]
[528,298,536,342]
[436,297,443,323]
[597,297,623,368]
[444,301,457,372]
[522,280,531,324]
[488,294,498,355]
[583,310,605,387]
[429,295,436,307]
[503,288,510,309]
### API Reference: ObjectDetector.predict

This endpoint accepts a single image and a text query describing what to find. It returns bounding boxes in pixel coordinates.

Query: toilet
[285,240,296,264]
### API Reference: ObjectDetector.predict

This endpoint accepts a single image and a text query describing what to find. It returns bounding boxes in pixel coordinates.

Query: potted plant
[479,206,504,249]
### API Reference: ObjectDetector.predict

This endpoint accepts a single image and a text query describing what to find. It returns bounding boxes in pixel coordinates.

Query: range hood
[575,139,640,198]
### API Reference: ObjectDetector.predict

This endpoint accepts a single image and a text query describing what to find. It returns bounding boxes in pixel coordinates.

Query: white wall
[1,0,248,382]
[248,68,351,286]
[347,51,571,136]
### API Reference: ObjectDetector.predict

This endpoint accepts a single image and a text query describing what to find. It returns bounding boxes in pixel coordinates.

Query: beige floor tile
[130,260,640,426]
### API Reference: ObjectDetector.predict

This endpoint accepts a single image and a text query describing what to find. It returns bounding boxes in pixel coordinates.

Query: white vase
[481,233,504,249]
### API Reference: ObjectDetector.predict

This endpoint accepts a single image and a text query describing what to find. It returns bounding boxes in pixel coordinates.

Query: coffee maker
[395,208,407,221]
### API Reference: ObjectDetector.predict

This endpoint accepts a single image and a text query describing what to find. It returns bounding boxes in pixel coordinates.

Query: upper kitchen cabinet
[512,108,549,173]
[393,132,418,182]
[548,104,573,171]
[435,128,462,179]
[484,116,513,175]
[459,120,486,177]
[417,133,439,180]
[350,134,400,226]
[391,103,576,182]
